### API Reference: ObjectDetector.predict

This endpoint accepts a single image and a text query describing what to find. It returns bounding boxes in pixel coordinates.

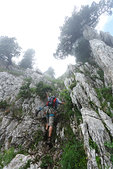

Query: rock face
[83,26,113,86]
[0,68,65,169]
[0,72,23,102]
[64,62,113,169]
[83,25,113,47]
[90,39,113,86]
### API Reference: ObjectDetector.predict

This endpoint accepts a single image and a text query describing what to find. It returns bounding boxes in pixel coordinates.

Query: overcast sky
[0,0,112,77]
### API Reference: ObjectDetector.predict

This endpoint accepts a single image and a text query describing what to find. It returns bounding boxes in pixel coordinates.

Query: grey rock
[3,154,32,169]
[90,39,113,86]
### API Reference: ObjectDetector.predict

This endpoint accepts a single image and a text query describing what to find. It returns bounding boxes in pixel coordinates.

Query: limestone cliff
[0,29,113,169]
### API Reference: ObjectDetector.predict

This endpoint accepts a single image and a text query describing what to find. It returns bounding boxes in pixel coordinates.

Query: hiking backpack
[46,96,58,109]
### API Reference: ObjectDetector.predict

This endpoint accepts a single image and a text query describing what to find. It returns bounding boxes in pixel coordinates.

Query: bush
[0,100,8,109]
[97,69,104,82]
[18,78,32,99]
[12,107,24,120]
[22,160,31,169]
[29,130,43,150]
[36,81,53,100]
[60,89,74,119]
[60,143,87,169]
[0,147,16,168]
[105,142,113,164]
[96,87,113,117]
[89,138,99,153]
[40,154,53,168]
[59,124,87,169]
[69,81,77,90]
[61,127,87,169]
[96,87,113,105]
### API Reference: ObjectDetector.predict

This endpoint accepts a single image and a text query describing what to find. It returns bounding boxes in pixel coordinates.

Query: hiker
[44,92,64,144]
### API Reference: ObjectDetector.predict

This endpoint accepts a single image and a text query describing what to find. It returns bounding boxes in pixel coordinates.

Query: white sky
[0,0,108,78]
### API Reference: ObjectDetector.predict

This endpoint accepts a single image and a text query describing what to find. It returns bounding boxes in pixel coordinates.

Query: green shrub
[0,100,8,109]
[60,89,82,123]
[97,69,104,82]
[29,130,43,150]
[8,70,24,76]
[95,87,113,117]
[40,154,53,168]
[69,81,77,90]
[12,107,24,120]
[105,142,113,164]
[0,147,16,168]
[89,138,99,153]
[96,156,101,169]
[74,105,82,124]
[60,141,87,169]
[96,87,113,106]
[18,78,32,99]
[35,81,53,100]
[60,89,74,119]
[60,125,87,169]
[60,89,72,110]
[22,160,31,169]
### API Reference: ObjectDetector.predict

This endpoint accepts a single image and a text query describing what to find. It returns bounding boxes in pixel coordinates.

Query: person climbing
[44,92,64,144]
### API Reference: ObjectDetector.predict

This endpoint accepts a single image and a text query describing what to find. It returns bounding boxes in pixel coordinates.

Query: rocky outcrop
[83,26,100,41]
[0,72,24,102]
[90,39,113,87]
[0,68,44,102]
[3,154,33,169]
[83,26,113,48]
[64,62,113,169]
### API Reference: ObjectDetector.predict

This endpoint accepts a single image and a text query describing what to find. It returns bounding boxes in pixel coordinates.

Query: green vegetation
[60,126,87,169]
[89,100,98,112]
[18,78,54,101]
[105,142,113,165]
[74,105,82,125]
[95,87,113,117]
[54,89,86,168]
[35,81,53,100]
[69,81,77,90]
[60,89,82,124]
[29,130,43,150]
[60,89,74,119]
[0,147,16,168]
[96,156,101,169]
[0,145,29,169]
[0,68,24,76]
[22,160,31,169]
[18,78,32,99]
[89,138,99,153]
[12,107,24,120]
[0,100,8,109]
[97,68,104,82]
[40,154,53,168]
[45,75,64,90]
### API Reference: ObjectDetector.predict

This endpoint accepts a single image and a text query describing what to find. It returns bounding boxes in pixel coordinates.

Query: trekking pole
[35,105,46,116]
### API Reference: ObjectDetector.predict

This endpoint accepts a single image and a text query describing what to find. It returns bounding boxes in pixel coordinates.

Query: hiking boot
[47,137,51,144]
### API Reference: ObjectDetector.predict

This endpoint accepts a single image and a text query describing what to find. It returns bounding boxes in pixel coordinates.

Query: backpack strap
[46,101,49,106]
[53,98,56,107]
